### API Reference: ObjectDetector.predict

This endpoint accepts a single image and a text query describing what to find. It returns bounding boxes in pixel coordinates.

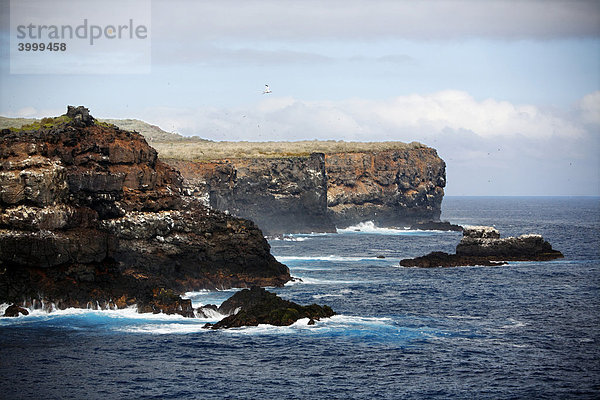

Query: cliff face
[168,146,446,234]
[326,148,446,228]
[168,153,336,235]
[0,107,289,314]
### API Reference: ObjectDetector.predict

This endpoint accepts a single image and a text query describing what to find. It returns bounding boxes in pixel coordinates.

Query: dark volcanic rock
[204,286,335,329]
[167,146,446,234]
[400,251,506,268]
[0,106,290,316]
[400,226,563,268]
[325,148,446,228]
[3,304,29,317]
[168,154,336,235]
[455,226,564,261]
[410,220,463,231]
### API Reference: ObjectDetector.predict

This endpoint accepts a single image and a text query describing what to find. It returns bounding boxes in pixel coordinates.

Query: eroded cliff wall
[326,148,445,228]
[168,153,335,235]
[165,146,446,234]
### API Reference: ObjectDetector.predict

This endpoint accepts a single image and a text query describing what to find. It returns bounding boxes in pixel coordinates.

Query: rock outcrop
[166,146,446,234]
[204,286,335,329]
[168,153,335,235]
[400,226,564,268]
[455,226,564,260]
[325,149,445,228]
[0,106,290,316]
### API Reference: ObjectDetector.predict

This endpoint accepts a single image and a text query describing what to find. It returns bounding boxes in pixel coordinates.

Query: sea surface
[1,196,599,399]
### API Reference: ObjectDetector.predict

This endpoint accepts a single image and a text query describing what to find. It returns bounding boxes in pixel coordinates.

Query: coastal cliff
[2,115,447,234]
[325,148,445,228]
[0,107,289,315]
[168,153,335,235]
[164,145,445,234]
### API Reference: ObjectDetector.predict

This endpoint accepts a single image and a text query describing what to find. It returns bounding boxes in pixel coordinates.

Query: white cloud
[579,91,600,125]
[143,91,586,141]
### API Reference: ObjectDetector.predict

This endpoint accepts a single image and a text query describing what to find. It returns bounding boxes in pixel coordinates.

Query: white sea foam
[0,305,203,322]
[115,323,209,335]
[220,314,398,336]
[337,221,450,235]
[195,307,226,319]
[184,288,241,307]
[287,276,365,285]
[275,255,389,262]
[283,236,308,242]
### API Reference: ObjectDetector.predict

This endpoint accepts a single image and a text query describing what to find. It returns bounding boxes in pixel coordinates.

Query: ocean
[1,197,599,399]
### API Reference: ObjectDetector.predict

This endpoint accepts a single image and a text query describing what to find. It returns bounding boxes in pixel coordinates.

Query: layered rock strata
[400,226,564,268]
[325,149,446,228]
[0,107,290,316]
[166,147,446,234]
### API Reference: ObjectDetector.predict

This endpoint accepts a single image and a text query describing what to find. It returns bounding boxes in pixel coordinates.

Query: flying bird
[262,84,272,94]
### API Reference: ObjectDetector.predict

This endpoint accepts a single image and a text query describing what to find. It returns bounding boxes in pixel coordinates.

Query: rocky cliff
[0,107,289,315]
[168,154,335,235]
[166,146,446,234]
[325,148,445,228]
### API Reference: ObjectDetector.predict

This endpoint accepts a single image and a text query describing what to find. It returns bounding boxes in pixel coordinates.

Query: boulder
[3,304,29,317]
[204,286,335,329]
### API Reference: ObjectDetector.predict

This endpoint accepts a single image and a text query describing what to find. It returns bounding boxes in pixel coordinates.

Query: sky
[0,0,599,196]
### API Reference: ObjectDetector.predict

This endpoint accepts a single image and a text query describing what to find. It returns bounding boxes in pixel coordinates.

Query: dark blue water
[1,197,599,399]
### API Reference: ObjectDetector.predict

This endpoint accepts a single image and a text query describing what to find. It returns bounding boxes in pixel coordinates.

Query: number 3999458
[17,42,67,51]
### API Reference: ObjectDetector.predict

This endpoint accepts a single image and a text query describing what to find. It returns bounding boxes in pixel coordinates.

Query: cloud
[152,0,600,41]
[579,91,600,125]
[144,90,585,141]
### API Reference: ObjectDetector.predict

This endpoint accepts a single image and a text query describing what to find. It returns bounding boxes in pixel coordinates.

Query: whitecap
[114,323,209,335]
[287,276,366,285]
[275,255,391,262]
[337,221,451,236]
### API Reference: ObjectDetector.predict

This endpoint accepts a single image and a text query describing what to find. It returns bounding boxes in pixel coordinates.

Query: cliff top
[0,110,426,161]
[151,140,426,161]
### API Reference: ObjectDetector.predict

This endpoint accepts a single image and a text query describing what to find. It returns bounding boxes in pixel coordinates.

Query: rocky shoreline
[1,107,564,329]
[400,226,564,268]
[0,106,290,317]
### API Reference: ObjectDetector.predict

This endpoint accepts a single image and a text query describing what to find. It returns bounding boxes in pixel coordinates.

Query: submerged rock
[400,225,563,268]
[0,106,290,317]
[204,286,335,329]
